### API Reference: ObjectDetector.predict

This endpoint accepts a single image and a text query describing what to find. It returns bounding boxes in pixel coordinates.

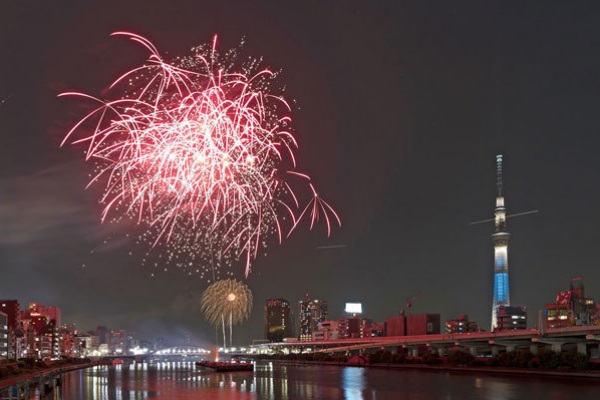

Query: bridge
[251,325,600,358]
[153,346,211,356]
[99,346,212,363]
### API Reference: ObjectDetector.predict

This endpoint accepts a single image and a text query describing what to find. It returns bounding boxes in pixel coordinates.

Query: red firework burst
[60,32,340,278]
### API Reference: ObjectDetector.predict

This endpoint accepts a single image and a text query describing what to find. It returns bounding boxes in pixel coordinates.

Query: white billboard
[344,303,362,314]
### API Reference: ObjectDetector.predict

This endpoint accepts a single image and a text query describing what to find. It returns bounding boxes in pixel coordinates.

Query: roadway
[254,325,600,357]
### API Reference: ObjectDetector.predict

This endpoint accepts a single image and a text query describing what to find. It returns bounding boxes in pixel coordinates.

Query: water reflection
[60,361,257,400]
[342,367,365,400]
[11,361,596,400]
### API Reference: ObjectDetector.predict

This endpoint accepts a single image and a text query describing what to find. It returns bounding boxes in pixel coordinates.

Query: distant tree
[537,349,561,369]
[422,351,441,365]
[560,352,589,370]
[496,350,533,368]
[447,350,475,366]
[391,353,407,364]
[369,349,392,364]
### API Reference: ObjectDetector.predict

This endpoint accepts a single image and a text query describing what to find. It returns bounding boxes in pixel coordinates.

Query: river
[8,361,600,399]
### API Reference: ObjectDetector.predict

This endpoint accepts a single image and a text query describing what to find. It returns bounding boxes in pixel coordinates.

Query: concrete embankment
[269,359,600,380]
[0,362,97,389]
[367,362,600,379]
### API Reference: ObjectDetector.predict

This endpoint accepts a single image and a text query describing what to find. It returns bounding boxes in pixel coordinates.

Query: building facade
[495,305,527,331]
[386,314,406,337]
[361,319,385,337]
[0,299,128,360]
[0,312,8,359]
[312,320,339,341]
[0,300,21,359]
[544,277,599,329]
[406,314,441,336]
[264,298,293,343]
[28,303,61,328]
[298,294,328,341]
[445,314,480,334]
[338,316,361,339]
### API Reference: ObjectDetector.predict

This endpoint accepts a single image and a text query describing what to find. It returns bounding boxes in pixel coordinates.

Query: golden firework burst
[200,279,253,328]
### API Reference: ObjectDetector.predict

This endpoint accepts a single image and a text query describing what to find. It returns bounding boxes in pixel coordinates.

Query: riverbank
[367,361,600,380]
[269,359,600,380]
[0,361,98,389]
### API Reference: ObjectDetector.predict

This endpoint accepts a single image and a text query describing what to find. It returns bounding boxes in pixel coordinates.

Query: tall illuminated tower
[298,294,328,341]
[264,298,293,343]
[491,154,510,331]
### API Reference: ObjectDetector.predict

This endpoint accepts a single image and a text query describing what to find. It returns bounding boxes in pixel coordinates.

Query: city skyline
[2,1,600,345]
[4,269,599,348]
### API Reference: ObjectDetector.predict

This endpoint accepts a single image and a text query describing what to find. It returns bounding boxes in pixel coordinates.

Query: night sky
[2,1,600,346]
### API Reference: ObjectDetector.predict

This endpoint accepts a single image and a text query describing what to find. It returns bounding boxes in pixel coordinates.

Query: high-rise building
[59,324,80,358]
[40,319,60,359]
[0,312,8,359]
[28,303,61,327]
[0,300,21,359]
[0,300,21,331]
[19,303,62,359]
[264,298,292,342]
[298,294,328,341]
[491,154,510,331]
[111,329,127,354]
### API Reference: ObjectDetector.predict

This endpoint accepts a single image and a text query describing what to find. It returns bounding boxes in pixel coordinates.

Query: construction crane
[406,292,421,315]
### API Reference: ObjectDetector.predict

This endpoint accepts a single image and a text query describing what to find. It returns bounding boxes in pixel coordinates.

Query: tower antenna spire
[496,154,503,197]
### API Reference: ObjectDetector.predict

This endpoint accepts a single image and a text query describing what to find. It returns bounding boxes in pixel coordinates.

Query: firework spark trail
[200,279,252,349]
[61,32,340,278]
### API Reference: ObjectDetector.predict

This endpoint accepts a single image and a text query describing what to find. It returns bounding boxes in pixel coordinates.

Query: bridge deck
[254,326,600,354]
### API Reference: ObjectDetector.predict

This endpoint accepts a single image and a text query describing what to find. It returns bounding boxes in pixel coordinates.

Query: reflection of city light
[130,346,148,355]
[343,367,365,400]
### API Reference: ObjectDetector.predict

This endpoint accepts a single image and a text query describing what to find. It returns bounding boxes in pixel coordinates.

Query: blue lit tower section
[491,154,510,331]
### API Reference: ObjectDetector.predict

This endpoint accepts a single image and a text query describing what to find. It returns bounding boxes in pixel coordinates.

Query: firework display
[200,279,252,348]
[200,279,253,328]
[60,32,340,278]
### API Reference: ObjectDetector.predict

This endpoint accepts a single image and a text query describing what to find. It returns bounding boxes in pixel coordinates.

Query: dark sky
[2,1,600,346]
